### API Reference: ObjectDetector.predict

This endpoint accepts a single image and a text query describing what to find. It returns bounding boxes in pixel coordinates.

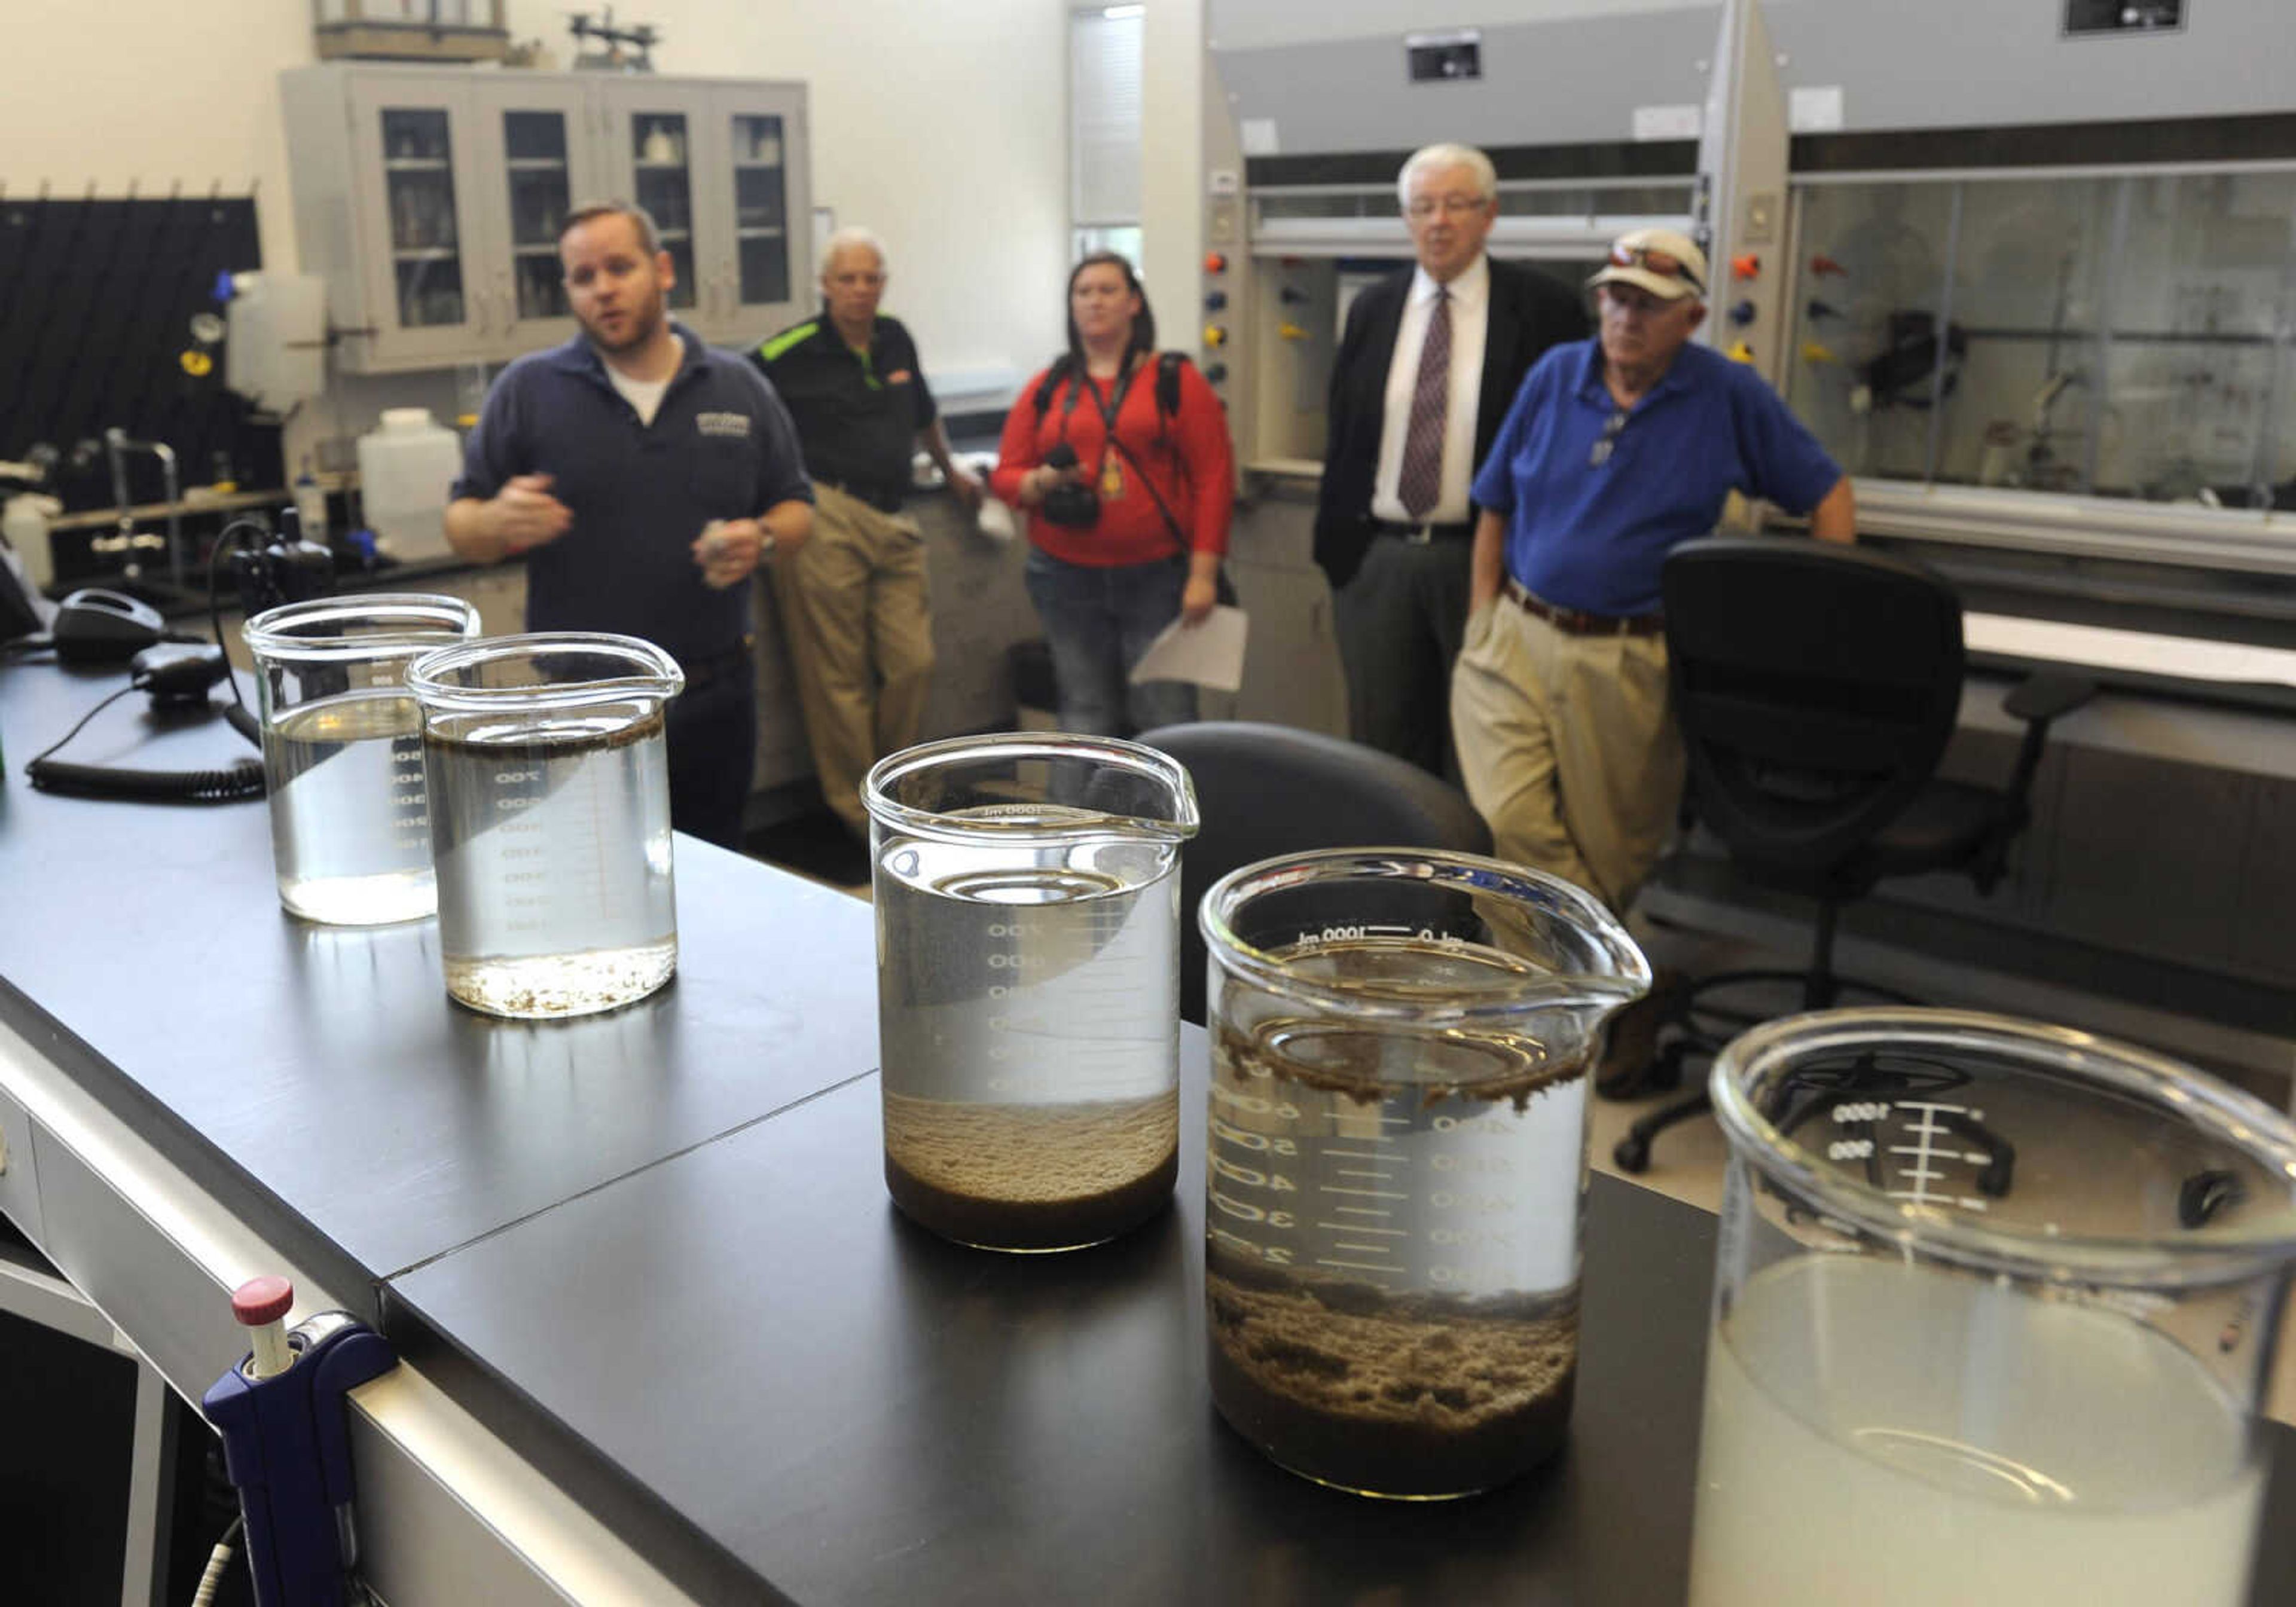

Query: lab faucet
[2025,370,2087,484]
[103,427,184,588]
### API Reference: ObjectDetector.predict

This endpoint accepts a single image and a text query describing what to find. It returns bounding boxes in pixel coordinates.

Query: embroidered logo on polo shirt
[696,411,753,439]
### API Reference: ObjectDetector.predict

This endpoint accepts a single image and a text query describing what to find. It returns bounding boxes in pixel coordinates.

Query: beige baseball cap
[1587,227,1708,302]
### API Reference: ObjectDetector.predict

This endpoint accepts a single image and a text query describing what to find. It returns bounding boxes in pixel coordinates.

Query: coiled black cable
[23,677,266,802]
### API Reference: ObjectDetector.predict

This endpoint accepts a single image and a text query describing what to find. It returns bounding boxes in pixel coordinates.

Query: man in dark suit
[1314,143,1587,778]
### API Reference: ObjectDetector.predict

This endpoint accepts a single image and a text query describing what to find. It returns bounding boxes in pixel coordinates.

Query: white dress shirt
[1370,253,1489,527]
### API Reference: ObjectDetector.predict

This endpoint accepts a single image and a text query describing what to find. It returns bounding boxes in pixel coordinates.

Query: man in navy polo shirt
[1451,227,1854,916]
[447,201,814,848]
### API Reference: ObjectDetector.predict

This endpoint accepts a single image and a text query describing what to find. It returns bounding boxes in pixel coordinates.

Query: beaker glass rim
[862,731,1201,845]
[1711,1007,2296,1287]
[243,593,481,664]
[404,631,686,714]
[1199,848,1651,1025]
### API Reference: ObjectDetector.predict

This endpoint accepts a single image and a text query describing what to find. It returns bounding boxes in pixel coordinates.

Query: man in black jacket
[1314,143,1587,777]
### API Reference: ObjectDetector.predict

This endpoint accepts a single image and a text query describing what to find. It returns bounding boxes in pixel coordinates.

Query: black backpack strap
[1032,353,1077,420]
[1156,352,1184,418]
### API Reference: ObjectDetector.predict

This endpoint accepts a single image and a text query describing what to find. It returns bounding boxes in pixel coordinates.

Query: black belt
[823,479,906,514]
[677,637,755,690]
[1372,517,1474,545]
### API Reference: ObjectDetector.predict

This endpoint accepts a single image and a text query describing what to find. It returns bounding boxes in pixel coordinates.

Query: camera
[1039,443,1100,529]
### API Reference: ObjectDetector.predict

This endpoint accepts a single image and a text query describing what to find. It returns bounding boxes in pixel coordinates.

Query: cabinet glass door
[469,81,606,355]
[380,107,469,331]
[627,109,700,313]
[347,78,487,369]
[715,87,810,340]
[503,111,575,322]
[729,114,790,308]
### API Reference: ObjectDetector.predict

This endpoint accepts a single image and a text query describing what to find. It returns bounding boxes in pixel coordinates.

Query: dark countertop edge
[0,974,384,1325]
[380,1281,802,1607]
[3,941,807,1605]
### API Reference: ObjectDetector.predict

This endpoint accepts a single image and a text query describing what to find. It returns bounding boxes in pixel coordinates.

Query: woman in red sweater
[992,252,1234,735]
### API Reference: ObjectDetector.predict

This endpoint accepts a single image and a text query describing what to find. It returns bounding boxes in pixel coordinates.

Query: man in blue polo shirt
[1451,227,1854,916]
[447,201,814,848]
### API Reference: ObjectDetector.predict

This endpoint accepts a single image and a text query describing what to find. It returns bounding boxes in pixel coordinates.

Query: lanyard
[1058,358,1144,480]
[1057,356,1191,551]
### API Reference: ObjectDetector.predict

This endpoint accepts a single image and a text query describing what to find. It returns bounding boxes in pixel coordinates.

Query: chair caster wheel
[1613,1134,1652,1174]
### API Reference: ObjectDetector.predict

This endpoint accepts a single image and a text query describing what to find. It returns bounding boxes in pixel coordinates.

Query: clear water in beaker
[876,806,1177,1248]
[866,736,1198,1251]
[408,634,683,1019]
[245,594,480,925]
[264,691,430,924]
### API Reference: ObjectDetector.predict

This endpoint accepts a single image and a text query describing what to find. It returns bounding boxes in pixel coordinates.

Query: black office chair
[1611,537,2093,1173]
[1134,721,1493,1025]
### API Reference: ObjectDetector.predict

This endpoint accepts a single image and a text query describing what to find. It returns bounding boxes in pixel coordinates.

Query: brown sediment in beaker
[424,708,665,758]
[882,1089,1178,1249]
[1214,1020,1587,1114]
[1206,1262,1580,1497]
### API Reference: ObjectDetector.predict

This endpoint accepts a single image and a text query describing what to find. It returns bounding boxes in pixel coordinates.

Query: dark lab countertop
[1,656,2291,1605]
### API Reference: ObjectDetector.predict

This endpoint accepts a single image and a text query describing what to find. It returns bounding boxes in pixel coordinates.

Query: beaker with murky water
[863,732,1199,1251]
[243,594,481,925]
[1198,850,1649,1499]
[405,633,684,1019]
[1689,1009,2296,1607]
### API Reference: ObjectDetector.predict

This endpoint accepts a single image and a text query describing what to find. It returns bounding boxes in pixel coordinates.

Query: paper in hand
[1128,605,1248,693]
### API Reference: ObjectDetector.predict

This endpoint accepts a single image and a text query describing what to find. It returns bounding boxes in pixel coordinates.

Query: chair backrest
[1134,721,1493,1025]
[1663,537,1964,884]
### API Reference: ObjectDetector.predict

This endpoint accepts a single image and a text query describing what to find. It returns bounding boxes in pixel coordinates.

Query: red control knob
[1731,253,1760,281]
[232,1275,294,1327]
[1203,252,1228,274]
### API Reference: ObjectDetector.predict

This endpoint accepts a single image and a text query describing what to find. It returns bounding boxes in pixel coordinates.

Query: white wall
[550,0,1071,389]
[3,0,1071,432]
[1138,0,1205,325]
[8,0,318,275]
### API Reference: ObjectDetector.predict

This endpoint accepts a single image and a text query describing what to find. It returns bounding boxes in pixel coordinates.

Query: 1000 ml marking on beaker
[1204,934,1588,1498]
[424,708,676,1018]
[875,812,1178,1248]
[265,690,436,925]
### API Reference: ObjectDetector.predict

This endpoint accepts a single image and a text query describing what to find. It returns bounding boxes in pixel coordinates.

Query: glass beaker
[243,593,481,925]
[863,732,1200,1252]
[405,633,685,1019]
[1690,1009,2296,1607]
[1198,850,1650,1499]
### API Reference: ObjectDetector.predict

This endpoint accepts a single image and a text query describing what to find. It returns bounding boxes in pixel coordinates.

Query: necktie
[1396,286,1451,520]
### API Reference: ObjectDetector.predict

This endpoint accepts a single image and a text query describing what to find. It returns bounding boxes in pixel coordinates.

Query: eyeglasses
[1607,242,1703,293]
[1589,410,1629,468]
[1405,195,1490,221]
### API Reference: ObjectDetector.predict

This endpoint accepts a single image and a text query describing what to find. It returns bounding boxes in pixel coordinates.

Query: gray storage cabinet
[280,63,810,372]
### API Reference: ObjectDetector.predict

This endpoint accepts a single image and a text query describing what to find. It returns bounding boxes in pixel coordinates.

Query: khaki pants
[1449,597,1683,914]
[776,482,935,833]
